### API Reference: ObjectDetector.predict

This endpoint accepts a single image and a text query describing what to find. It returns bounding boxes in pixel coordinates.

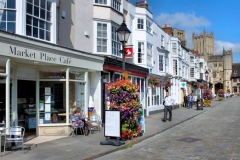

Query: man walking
[162,92,175,122]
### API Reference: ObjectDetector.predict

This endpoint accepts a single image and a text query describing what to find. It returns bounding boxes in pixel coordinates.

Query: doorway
[0,77,5,124]
[17,80,36,139]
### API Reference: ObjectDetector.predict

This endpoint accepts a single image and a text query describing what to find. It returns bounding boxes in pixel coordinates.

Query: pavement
[0,97,231,160]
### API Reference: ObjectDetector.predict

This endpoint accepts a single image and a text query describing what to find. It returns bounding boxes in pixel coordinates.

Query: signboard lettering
[9,46,36,59]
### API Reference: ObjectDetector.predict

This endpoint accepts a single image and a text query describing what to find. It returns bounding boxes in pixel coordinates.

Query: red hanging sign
[124,45,133,57]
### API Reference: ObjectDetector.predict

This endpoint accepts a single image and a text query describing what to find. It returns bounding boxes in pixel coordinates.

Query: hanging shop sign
[124,45,133,57]
[180,82,186,88]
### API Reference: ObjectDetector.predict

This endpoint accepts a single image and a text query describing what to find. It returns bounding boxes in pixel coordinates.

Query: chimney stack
[136,0,148,9]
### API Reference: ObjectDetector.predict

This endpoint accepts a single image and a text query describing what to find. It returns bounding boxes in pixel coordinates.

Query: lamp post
[116,20,131,72]
[205,70,209,81]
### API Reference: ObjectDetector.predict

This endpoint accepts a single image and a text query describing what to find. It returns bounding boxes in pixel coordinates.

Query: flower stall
[105,79,143,140]
[218,89,224,101]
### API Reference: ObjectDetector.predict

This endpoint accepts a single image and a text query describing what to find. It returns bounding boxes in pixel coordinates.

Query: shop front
[147,74,164,116]
[0,31,104,136]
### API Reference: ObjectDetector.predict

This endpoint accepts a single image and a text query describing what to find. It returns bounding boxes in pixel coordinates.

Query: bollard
[197,99,203,110]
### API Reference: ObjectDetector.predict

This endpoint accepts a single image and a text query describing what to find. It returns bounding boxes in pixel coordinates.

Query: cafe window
[69,71,85,80]
[40,70,66,79]
[39,81,65,124]
[69,82,85,118]
[0,59,6,73]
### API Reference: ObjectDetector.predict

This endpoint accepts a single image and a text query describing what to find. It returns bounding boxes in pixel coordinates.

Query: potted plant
[218,89,224,101]
[164,80,172,90]
[202,87,212,107]
[149,77,161,88]
[105,79,143,140]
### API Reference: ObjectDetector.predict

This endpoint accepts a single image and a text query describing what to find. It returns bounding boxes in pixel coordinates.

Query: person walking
[188,94,194,109]
[193,94,197,106]
[162,92,175,122]
[184,94,188,108]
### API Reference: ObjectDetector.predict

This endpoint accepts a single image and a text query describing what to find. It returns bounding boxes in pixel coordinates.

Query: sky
[130,0,240,63]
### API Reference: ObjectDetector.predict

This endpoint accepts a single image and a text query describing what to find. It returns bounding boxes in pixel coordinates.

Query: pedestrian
[193,94,197,106]
[162,92,175,122]
[184,94,188,108]
[188,94,194,109]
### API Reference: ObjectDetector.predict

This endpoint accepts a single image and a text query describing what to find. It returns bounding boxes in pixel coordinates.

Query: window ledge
[38,123,71,127]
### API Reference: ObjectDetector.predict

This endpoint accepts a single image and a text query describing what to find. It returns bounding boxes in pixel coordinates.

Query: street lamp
[116,20,131,72]
[205,70,209,81]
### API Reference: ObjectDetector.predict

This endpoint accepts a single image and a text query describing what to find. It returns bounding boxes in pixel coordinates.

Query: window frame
[190,68,194,77]
[96,22,107,53]
[95,0,107,5]
[26,0,52,41]
[111,24,121,57]
[173,59,178,76]
[159,55,163,71]
[111,0,121,11]
[172,43,177,54]
[137,18,144,29]
[0,0,16,33]
[146,19,152,33]
[137,42,144,63]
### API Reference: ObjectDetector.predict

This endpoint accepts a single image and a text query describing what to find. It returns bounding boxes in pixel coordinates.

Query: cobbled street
[97,97,240,160]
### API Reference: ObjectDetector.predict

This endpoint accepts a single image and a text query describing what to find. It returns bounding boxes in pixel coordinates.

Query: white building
[0,0,104,136]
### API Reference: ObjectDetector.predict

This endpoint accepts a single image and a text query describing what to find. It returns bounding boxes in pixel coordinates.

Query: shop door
[17,80,36,138]
[102,83,107,126]
[0,77,5,123]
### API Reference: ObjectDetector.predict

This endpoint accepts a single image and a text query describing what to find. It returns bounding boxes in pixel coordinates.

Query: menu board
[104,110,121,138]
[54,83,63,109]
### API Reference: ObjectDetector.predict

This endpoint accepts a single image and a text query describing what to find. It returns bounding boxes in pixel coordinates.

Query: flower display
[193,82,200,88]
[218,89,224,100]
[149,77,161,88]
[227,88,230,93]
[106,79,143,140]
[164,80,172,89]
[202,86,212,107]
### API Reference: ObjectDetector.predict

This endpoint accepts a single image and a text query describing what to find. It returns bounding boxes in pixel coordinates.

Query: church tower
[192,29,214,61]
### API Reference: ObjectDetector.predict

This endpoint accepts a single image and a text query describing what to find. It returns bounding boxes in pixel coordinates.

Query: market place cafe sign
[9,46,71,64]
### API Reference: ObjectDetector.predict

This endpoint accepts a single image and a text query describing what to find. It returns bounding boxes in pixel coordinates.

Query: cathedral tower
[192,29,214,61]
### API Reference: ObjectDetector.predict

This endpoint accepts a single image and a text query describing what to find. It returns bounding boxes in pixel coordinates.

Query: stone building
[162,24,187,47]
[206,49,232,94]
[192,29,214,61]
[231,63,240,93]
[192,30,233,94]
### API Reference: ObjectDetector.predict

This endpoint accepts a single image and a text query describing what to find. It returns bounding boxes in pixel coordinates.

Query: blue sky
[130,0,240,63]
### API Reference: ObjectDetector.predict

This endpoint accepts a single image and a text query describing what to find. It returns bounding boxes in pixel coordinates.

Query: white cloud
[155,12,211,29]
[215,41,240,55]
